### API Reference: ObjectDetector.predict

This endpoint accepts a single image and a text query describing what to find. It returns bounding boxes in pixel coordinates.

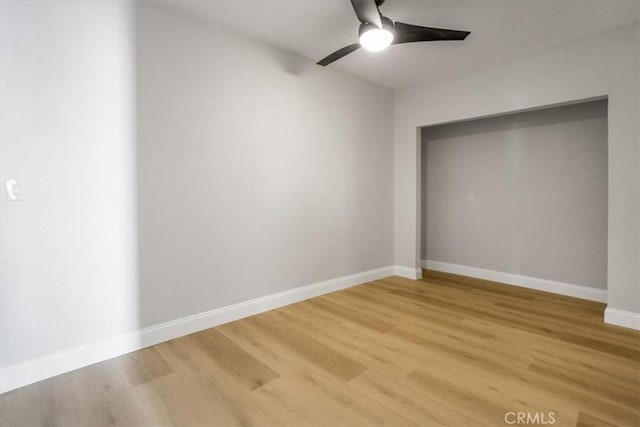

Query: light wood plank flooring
[1,270,638,426]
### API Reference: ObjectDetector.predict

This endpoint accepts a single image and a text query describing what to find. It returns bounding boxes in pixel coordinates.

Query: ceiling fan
[318,0,470,66]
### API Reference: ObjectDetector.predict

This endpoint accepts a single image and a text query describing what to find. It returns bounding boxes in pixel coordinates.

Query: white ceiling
[151,0,640,89]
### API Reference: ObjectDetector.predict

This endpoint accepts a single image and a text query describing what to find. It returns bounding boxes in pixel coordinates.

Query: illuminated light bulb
[359,27,394,52]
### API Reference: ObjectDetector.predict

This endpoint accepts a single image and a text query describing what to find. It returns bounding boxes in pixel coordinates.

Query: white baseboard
[604,308,640,330]
[0,266,395,394]
[394,265,422,280]
[421,260,607,303]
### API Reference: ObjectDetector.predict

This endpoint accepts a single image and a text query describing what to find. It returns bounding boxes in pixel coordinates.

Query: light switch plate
[6,179,26,201]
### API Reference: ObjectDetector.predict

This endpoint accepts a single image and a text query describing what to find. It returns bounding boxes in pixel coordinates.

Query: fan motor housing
[359,16,395,35]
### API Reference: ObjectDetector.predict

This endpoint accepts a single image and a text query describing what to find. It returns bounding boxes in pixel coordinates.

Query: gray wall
[394,23,638,316]
[0,0,393,386]
[421,100,608,289]
[1,1,138,369]
[136,1,394,328]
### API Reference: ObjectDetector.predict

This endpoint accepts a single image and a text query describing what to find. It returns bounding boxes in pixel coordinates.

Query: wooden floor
[1,270,639,427]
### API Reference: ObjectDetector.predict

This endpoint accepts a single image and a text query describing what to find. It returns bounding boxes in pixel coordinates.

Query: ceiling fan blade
[393,22,470,45]
[350,0,382,28]
[317,43,361,66]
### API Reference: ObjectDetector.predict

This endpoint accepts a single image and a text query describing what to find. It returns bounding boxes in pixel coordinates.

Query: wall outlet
[467,194,475,204]
[6,179,26,201]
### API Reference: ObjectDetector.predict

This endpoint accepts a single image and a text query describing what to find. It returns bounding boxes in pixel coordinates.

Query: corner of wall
[604,308,640,330]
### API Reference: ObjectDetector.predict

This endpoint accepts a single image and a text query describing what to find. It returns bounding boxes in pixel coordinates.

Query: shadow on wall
[271,48,312,75]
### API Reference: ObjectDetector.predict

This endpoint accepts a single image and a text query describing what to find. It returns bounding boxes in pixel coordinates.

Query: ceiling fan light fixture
[316,0,470,66]
[359,22,394,52]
